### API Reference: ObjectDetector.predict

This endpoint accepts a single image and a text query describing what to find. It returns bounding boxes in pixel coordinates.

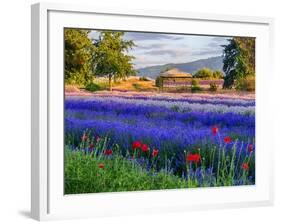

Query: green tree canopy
[93,31,136,91]
[213,70,224,79]
[64,29,95,85]
[193,67,213,79]
[222,37,255,88]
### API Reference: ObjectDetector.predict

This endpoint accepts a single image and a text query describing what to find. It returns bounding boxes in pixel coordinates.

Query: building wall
[162,77,192,88]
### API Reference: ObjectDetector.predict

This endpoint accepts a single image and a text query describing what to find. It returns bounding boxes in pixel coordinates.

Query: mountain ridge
[137,56,224,79]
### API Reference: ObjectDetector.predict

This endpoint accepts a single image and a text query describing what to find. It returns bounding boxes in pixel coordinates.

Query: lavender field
[64,93,255,194]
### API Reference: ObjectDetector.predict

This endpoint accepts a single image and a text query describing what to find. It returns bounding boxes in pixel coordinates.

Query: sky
[89,31,229,69]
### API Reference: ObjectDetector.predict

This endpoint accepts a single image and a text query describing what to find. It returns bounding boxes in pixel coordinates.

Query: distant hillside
[137,56,224,79]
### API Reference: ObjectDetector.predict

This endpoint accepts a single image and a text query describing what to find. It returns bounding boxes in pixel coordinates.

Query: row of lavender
[67,96,255,114]
[65,95,255,185]
[79,94,255,107]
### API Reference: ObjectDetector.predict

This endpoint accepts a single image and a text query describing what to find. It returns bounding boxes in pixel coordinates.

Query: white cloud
[88,30,230,69]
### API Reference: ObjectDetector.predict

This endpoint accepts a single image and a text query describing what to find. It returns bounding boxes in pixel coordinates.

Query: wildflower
[224,136,231,144]
[104,149,113,155]
[81,133,88,141]
[241,162,249,171]
[132,140,142,150]
[96,136,101,142]
[248,144,254,153]
[89,143,94,153]
[141,144,149,152]
[212,126,218,135]
[186,153,201,164]
[152,149,159,157]
[98,163,105,169]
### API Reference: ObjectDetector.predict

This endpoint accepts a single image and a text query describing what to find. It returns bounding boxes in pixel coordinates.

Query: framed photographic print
[31,2,274,221]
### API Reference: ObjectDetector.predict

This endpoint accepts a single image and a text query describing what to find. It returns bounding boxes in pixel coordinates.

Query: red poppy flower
[96,136,101,142]
[224,136,231,144]
[81,134,88,141]
[104,149,113,155]
[212,126,218,135]
[132,140,142,150]
[152,149,159,157]
[89,143,94,149]
[248,144,254,153]
[98,163,105,169]
[186,153,201,164]
[241,162,249,171]
[141,144,149,152]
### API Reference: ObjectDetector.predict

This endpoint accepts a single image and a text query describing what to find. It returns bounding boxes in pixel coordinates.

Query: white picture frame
[31,2,274,221]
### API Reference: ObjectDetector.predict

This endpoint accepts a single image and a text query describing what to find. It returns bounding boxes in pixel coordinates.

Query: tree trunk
[109,74,112,91]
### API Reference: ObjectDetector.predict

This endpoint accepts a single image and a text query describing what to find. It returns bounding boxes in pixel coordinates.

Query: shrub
[155,76,162,88]
[132,83,142,90]
[191,86,202,92]
[85,82,102,92]
[213,70,224,79]
[191,79,202,92]
[209,82,218,92]
[235,76,255,91]
[191,79,199,86]
[194,68,213,79]
[139,76,150,81]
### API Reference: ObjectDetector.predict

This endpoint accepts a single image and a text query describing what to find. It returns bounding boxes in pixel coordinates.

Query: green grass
[85,81,109,92]
[64,133,254,194]
[65,148,197,194]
